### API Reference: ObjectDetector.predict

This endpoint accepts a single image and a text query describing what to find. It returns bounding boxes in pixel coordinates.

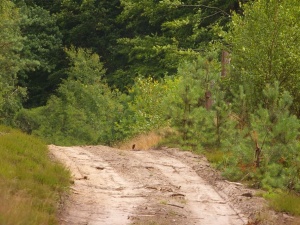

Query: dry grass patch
[0,187,57,225]
[116,131,164,150]
[0,188,32,225]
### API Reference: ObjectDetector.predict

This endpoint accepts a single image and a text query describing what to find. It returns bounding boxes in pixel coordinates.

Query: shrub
[115,76,178,140]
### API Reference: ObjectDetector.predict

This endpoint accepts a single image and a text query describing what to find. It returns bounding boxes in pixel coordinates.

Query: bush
[115,76,178,140]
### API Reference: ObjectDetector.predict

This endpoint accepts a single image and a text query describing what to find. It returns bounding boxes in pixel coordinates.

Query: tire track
[50,145,247,225]
[49,145,146,225]
[132,150,246,225]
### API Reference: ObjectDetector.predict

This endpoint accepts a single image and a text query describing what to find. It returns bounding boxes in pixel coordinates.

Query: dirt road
[49,145,294,225]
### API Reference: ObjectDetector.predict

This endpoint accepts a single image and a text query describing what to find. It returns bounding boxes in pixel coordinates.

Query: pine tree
[169,55,224,150]
[223,82,300,190]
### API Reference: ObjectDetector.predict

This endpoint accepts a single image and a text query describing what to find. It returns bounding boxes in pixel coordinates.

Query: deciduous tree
[0,0,27,124]
[226,0,300,115]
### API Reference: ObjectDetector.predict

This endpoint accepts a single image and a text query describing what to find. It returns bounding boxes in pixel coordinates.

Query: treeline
[1,0,300,193]
[1,0,247,137]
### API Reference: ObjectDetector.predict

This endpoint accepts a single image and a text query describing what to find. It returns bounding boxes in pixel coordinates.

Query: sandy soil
[49,145,297,225]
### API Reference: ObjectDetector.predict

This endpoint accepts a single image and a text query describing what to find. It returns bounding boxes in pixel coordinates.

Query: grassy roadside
[0,125,70,225]
[263,192,300,216]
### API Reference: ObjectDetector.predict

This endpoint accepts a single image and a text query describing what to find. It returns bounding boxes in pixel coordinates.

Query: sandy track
[49,145,248,225]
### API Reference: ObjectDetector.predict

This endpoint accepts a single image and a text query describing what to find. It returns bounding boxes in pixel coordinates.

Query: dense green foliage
[18,3,65,107]
[225,0,300,115]
[0,125,70,224]
[217,0,300,192]
[17,47,124,145]
[167,56,220,149]
[0,0,27,124]
[0,0,300,206]
[114,0,246,89]
[114,76,178,139]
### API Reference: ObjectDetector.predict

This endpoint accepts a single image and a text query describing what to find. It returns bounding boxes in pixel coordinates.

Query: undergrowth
[0,125,70,225]
[203,149,229,166]
[264,192,300,216]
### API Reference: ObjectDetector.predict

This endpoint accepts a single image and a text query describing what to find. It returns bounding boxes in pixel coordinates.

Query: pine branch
[178,4,230,17]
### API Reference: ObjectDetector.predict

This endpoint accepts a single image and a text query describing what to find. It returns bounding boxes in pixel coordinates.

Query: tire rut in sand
[50,145,247,225]
[131,150,246,225]
[50,145,146,225]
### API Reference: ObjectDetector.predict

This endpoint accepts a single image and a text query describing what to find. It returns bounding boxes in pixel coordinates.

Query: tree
[56,0,123,85]
[16,3,65,107]
[167,54,232,150]
[20,0,62,13]
[222,82,300,190]
[64,46,106,84]
[115,0,203,88]
[0,0,27,124]
[114,0,247,90]
[225,0,300,116]
[16,47,123,145]
[14,0,247,92]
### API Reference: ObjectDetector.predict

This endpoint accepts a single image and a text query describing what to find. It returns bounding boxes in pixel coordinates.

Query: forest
[1,0,300,200]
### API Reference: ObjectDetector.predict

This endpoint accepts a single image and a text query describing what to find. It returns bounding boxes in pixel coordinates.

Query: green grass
[204,149,226,164]
[264,192,300,216]
[202,148,232,168]
[0,125,70,225]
